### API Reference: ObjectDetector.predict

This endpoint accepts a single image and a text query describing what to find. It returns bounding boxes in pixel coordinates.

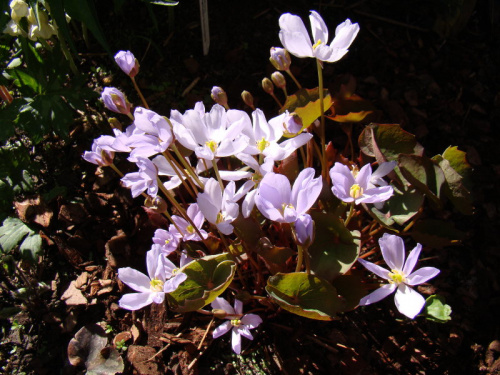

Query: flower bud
[211,86,228,108]
[114,50,140,78]
[271,71,286,90]
[261,77,274,95]
[212,309,228,319]
[284,113,303,134]
[108,117,123,131]
[270,47,291,71]
[144,196,168,213]
[295,214,314,247]
[101,87,131,115]
[241,90,254,109]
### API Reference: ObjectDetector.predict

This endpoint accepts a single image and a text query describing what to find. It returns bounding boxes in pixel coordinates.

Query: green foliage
[167,254,236,312]
[266,272,343,320]
[424,294,452,322]
[308,212,360,282]
[0,217,42,263]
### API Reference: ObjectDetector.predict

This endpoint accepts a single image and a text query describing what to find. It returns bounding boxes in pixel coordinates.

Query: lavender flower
[117,246,187,310]
[255,168,322,224]
[269,47,291,71]
[279,11,359,63]
[357,233,440,319]
[329,163,393,205]
[294,213,314,247]
[152,229,180,256]
[114,50,139,77]
[169,203,208,242]
[82,138,114,166]
[211,297,263,355]
[121,157,158,198]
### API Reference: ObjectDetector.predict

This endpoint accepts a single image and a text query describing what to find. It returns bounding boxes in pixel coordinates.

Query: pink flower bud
[101,87,131,115]
[211,86,228,108]
[114,50,139,77]
[270,47,291,71]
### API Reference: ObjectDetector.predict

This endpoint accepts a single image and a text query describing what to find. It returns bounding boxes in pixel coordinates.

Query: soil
[1,0,500,374]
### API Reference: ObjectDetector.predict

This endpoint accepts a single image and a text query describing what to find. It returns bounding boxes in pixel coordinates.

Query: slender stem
[344,202,356,227]
[170,144,205,190]
[270,92,282,108]
[285,69,302,89]
[131,76,149,109]
[161,151,196,199]
[316,59,327,182]
[157,178,204,240]
[109,163,124,177]
[211,159,225,192]
[165,150,199,195]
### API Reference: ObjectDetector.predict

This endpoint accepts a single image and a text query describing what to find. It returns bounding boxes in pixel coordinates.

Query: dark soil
[1,0,500,374]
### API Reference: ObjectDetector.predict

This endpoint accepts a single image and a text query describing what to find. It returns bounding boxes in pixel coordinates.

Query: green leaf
[327,93,375,123]
[280,88,332,133]
[442,146,472,190]
[388,185,425,225]
[266,272,343,320]
[0,218,32,253]
[309,212,360,281]
[398,154,445,210]
[433,155,473,215]
[359,123,424,162]
[167,254,236,312]
[410,219,465,249]
[19,233,42,263]
[424,294,452,323]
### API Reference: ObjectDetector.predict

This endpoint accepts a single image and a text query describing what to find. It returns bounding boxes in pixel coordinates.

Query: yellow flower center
[257,137,270,153]
[171,268,179,276]
[164,239,170,245]
[282,203,294,212]
[388,269,406,284]
[231,319,241,327]
[350,184,363,199]
[216,212,225,224]
[186,225,195,234]
[252,172,263,183]
[149,278,164,292]
[312,39,323,50]
[205,140,218,153]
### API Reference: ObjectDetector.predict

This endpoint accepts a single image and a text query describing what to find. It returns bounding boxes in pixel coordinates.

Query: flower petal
[309,11,329,45]
[241,314,263,329]
[213,321,232,339]
[237,326,254,341]
[357,258,390,280]
[394,284,426,319]
[379,233,405,271]
[402,243,422,275]
[359,284,396,305]
[117,267,151,293]
[164,272,187,293]
[234,299,243,315]
[211,297,235,315]
[231,329,242,354]
[118,292,154,310]
[406,267,440,286]
[279,13,314,58]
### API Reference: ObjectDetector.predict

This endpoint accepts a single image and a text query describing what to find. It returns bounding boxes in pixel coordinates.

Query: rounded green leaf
[308,212,360,281]
[266,272,343,320]
[424,294,452,323]
[167,253,236,312]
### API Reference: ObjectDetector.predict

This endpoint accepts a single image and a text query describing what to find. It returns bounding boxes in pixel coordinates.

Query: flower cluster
[3,0,58,40]
[83,10,443,355]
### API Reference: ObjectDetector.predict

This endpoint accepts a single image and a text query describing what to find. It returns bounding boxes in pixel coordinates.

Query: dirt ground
[1,0,500,374]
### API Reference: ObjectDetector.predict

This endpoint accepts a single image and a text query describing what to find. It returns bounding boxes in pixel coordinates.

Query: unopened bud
[101,87,131,115]
[270,47,291,71]
[284,113,303,134]
[114,50,140,78]
[144,196,168,213]
[261,77,274,95]
[271,71,286,90]
[211,86,228,108]
[241,90,255,109]
[212,309,227,319]
[108,117,123,131]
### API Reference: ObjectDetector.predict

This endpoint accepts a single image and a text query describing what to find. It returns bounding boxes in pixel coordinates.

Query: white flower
[279,11,359,63]
[357,233,440,319]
